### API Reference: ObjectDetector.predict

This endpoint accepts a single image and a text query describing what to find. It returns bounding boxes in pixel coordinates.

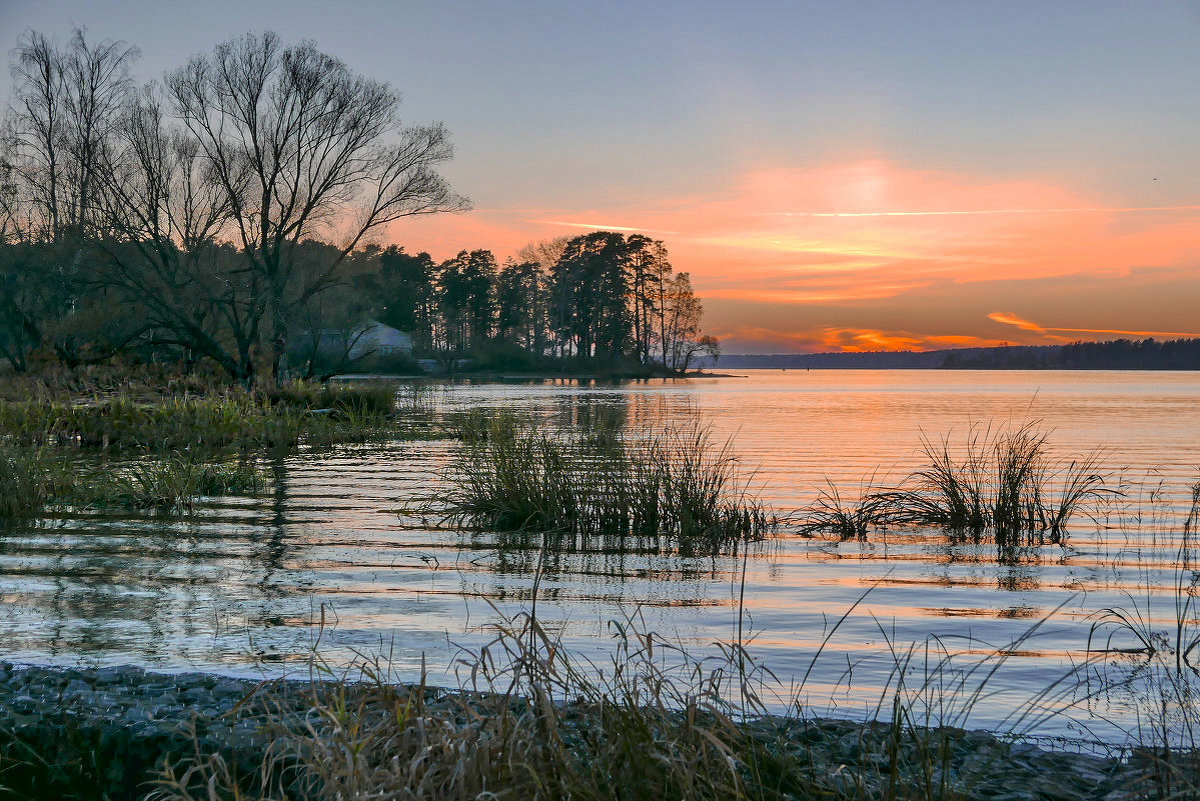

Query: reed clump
[0,383,404,454]
[441,411,770,554]
[0,446,60,519]
[265,380,399,417]
[93,456,268,511]
[0,447,267,518]
[797,422,1114,545]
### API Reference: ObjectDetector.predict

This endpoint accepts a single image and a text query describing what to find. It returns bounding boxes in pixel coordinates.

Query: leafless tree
[162,31,468,381]
[5,27,137,241]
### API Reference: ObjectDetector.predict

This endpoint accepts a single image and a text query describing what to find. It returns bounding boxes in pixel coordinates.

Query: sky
[2,0,1198,353]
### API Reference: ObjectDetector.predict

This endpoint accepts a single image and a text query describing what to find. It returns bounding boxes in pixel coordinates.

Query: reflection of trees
[458,526,770,611]
[0,455,321,666]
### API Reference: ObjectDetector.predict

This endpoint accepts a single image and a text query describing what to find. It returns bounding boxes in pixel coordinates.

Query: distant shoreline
[712,337,1200,371]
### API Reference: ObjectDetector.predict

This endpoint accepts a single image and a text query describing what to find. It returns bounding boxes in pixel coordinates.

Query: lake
[3,369,1199,747]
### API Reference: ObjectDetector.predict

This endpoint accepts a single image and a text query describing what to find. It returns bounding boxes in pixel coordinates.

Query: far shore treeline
[719,337,1200,370]
[0,28,718,384]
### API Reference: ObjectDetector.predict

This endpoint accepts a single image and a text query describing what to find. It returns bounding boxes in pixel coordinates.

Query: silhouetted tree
[438,249,495,351]
[162,31,467,381]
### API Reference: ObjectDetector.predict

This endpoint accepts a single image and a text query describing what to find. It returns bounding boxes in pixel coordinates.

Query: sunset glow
[390,159,1200,352]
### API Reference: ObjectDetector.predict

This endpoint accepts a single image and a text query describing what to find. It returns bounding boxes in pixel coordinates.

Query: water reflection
[1,370,1198,742]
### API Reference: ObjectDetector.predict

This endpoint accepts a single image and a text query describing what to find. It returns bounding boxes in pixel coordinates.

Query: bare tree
[162,31,468,381]
[5,27,137,241]
[91,86,260,381]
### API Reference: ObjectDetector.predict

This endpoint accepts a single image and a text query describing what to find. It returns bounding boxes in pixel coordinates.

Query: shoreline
[331,369,747,381]
[0,661,1160,800]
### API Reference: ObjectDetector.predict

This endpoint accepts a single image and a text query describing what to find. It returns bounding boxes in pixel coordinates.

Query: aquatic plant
[265,379,399,417]
[441,411,770,554]
[793,478,889,540]
[0,446,51,519]
[799,422,1116,545]
[96,456,269,511]
[0,387,409,454]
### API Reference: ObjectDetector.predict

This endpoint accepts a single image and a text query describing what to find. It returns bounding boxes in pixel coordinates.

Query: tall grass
[1082,482,1200,796]
[442,411,770,554]
[0,447,267,518]
[0,385,405,453]
[797,422,1115,545]
[265,380,398,416]
[94,456,268,511]
[145,592,1127,801]
[0,446,54,519]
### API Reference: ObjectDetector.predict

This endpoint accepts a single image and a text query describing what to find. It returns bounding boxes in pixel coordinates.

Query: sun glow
[388,159,1200,352]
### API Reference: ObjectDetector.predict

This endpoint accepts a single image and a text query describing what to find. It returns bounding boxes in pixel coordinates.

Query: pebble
[0,661,1170,801]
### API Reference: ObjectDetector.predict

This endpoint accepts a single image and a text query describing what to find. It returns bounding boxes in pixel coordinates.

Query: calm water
[3,370,1199,745]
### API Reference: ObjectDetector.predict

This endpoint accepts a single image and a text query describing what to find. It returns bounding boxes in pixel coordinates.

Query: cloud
[711,324,1016,354]
[988,311,1200,340]
[770,205,1200,218]
[385,158,1200,352]
[528,219,681,235]
[987,312,1047,333]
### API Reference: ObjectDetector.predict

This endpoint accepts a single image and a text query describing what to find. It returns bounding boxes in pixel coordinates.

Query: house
[313,320,413,361]
[345,320,413,360]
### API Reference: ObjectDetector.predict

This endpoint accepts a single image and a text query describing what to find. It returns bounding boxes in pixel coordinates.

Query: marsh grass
[0,394,303,451]
[794,477,890,540]
[95,456,268,511]
[0,447,267,518]
[143,584,1129,801]
[797,422,1115,545]
[266,380,398,417]
[1080,481,1200,796]
[0,383,406,454]
[0,446,57,519]
[442,411,770,554]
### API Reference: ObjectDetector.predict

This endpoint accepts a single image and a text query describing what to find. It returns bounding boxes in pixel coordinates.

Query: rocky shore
[0,661,1174,800]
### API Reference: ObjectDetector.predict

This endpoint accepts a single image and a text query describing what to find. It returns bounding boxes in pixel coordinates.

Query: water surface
[3,370,1199,745]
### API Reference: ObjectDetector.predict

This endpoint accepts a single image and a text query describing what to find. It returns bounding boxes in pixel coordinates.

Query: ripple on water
[1,370,1199,744]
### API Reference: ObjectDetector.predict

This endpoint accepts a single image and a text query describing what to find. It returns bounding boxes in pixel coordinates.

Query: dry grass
[441,411,771,554]
[797,422,1115,545]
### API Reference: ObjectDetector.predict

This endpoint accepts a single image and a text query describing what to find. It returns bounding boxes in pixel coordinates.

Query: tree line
[324,233,718,376]
[0,28,717,382]
[939,338,1200,370]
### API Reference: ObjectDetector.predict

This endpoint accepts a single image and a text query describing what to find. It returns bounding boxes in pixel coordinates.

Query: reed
[442,411,770,554]
[265,380,398,416]
[799,422,1115,545]
[794,478,889,540]
[143,590,1120,801]
[0,446,51,519]
[0,388,406,454]
[95,456,268,511]
[1083,485,1200,796]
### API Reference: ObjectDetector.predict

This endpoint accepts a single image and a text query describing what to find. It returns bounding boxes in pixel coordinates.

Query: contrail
[529,219,681,235]
[770,205,1200,218]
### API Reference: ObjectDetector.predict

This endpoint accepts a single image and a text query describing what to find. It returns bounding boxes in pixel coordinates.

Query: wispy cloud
[988,312,1200,339]
[528,219,681,235]
[771,205,1200,218]
[987,312,1048,333]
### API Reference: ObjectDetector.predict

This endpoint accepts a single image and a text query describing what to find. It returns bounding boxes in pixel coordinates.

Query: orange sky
[388,159,1200,353]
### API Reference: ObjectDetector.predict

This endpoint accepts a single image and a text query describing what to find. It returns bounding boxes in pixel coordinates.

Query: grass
[0,448,268,518]
[441,411,771,554]
[794,477,889,540]
[0,381,409,454]
[95,456,269,512]
[134,587,1146,801]
[0,446,58,519]
[1080,482,1200,797]
[797,422,1115,545]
